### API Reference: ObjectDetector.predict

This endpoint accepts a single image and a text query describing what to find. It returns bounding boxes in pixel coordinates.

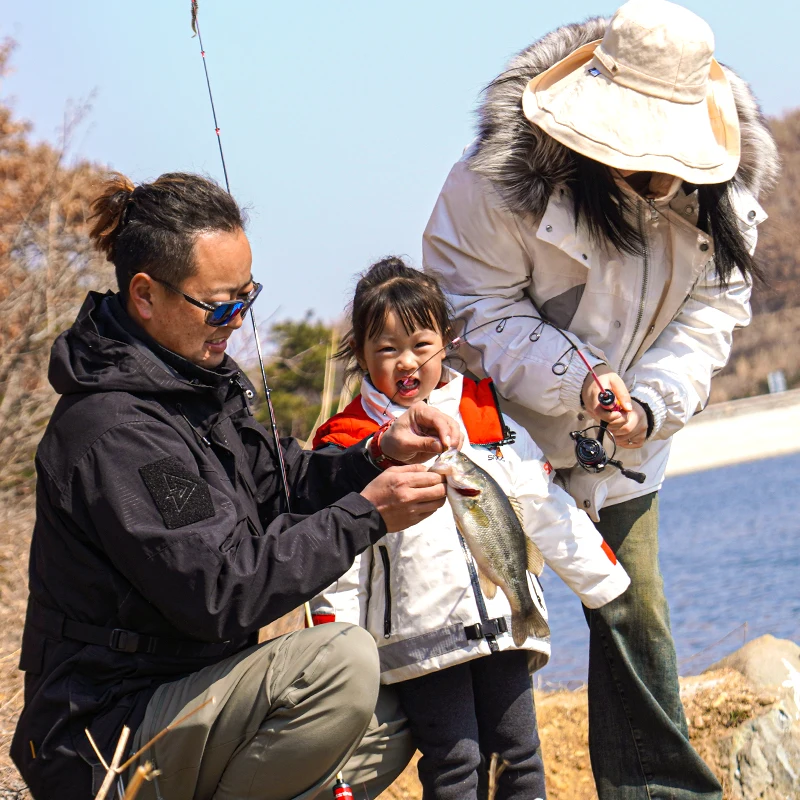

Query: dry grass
[384,669,777,800]
[0,492,33,799]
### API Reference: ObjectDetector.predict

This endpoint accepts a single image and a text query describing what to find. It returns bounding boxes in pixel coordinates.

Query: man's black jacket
[11,292,385,797]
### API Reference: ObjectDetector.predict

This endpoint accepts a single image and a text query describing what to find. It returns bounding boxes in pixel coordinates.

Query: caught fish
[430,448,549,646]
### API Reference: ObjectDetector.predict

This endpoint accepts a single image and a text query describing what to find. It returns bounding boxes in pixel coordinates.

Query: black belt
[464,616,508,641]
[28,597,231,658]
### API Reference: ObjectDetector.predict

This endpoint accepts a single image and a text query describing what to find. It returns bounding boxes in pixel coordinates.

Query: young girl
[311,257,630,799]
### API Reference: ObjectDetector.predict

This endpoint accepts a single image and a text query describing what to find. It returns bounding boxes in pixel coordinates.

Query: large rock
[706,635,800,799]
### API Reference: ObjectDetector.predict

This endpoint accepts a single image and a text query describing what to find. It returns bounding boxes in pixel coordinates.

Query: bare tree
[0,40,113,492]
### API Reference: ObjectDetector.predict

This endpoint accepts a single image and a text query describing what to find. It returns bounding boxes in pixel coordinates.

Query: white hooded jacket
[422,19,779,520]
[311,370,630,684]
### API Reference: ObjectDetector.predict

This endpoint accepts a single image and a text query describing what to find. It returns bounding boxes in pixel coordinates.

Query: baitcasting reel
[570,389,647,484]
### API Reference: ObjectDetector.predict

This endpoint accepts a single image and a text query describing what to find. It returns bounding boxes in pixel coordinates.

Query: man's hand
[360,465,448,532]
[380,403,464,464]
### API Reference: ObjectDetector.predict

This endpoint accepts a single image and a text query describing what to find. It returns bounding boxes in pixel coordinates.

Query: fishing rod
[190,1,292,516]
[188,6,355,796]
[386,313,645,484]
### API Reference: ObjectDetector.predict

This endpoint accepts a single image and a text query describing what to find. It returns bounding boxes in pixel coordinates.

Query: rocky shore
[386,635,800,800]
[1,505,798,800]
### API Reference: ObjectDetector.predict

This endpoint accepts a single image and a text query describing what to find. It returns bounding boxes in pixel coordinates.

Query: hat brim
[521,41,740,184]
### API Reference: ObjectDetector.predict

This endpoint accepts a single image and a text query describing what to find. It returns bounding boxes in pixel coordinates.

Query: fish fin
[508,496,525,527]
[466,503,492,528]
[525,538,545,576]
[511,609,550,646]
[477,567,498,599]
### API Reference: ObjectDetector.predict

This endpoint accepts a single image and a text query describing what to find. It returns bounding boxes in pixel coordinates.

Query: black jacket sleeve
[74,419,386,641]
[236,415,381,516]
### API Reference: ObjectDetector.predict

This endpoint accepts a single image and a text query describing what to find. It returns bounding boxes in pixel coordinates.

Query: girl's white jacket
[311,369,630,684]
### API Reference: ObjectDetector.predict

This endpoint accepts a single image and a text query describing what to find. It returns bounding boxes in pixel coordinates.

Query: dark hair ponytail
[89,172,246,299]
[88,173,137,259]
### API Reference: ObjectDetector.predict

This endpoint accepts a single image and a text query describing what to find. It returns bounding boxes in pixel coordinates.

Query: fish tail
[511,608,550,646]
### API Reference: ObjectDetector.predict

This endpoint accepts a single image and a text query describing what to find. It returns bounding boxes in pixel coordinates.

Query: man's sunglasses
[153,278,263,327]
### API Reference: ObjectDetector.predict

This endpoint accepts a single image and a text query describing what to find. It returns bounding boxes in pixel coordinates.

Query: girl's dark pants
[585,492,722,799]
[396,649,546,800]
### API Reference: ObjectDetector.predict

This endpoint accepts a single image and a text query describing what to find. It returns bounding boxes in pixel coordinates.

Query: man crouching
[12,172,461,799]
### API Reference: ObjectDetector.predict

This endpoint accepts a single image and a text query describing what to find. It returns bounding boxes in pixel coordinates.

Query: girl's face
[359,310,446,407]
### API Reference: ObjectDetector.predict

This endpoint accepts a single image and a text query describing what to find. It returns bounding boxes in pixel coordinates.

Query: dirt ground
[0,497,777,799]
[384,669,775,800]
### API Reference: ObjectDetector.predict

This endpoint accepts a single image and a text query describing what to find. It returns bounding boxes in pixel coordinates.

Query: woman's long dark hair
[568,153,761,286]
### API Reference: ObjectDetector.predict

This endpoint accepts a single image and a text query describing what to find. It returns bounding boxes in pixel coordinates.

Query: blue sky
[2,0,797,323]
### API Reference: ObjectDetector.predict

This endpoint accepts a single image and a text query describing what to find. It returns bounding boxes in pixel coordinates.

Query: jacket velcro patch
[139,456,215,529]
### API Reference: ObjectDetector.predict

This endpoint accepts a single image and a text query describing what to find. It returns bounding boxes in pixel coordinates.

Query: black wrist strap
[632,398,655,439]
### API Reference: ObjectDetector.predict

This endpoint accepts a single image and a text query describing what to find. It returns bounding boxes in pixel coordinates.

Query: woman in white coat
[422,1,779,798]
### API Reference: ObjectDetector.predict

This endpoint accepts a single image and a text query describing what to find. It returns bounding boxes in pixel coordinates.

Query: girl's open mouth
[397,377,420,396]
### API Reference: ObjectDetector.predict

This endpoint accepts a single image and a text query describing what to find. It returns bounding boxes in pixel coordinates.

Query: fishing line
[379,312,644,482]
[382,313,598,412]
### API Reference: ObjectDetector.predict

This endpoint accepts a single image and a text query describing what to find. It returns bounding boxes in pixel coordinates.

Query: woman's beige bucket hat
[521,0,741,184]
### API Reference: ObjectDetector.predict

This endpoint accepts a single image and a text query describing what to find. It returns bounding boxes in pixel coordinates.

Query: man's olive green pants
[129,623,414,800]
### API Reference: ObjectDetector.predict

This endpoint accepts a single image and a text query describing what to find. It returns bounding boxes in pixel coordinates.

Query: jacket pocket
[378,545,392,639]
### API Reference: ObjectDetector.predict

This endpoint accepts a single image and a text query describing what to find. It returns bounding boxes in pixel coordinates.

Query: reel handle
[608,460,647,484]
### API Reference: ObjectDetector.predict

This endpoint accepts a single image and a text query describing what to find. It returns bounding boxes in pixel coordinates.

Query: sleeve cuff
[331,492,388,545]
[580,562,631,609]
[341,438,382,487]
[559,349,606,413]
[630,383,668,438]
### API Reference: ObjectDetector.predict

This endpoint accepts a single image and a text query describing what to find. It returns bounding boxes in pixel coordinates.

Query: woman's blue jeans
[584,492,722,799]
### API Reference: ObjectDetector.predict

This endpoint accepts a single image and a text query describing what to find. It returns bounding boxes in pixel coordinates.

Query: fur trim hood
[469,18,780,219]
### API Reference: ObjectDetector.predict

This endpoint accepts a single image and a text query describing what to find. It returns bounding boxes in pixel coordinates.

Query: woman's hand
[380,403,465,464]
[581,365,633,426]
[581,366,647,448]
[609,403,648,448]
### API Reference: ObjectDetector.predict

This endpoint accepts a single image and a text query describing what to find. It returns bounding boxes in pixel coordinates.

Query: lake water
[536,451,800,689]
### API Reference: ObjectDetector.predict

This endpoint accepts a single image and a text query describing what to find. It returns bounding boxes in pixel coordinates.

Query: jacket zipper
[619,200,652,371]
[175,404,211,447]
[378,545,392,639]
[457,533,499,653]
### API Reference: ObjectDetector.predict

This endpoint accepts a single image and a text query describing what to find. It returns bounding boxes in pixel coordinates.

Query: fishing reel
[570,389,647,484]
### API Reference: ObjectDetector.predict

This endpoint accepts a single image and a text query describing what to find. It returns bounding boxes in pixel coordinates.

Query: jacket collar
[534,180,714,271]
[49,291,241,400]
[359,368,464,426]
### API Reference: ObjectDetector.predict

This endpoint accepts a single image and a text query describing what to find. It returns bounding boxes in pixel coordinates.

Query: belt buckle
[109,628,139,653]
[464,622,484,640]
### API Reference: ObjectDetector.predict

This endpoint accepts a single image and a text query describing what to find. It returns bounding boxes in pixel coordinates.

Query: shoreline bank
[665,388,800,476]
